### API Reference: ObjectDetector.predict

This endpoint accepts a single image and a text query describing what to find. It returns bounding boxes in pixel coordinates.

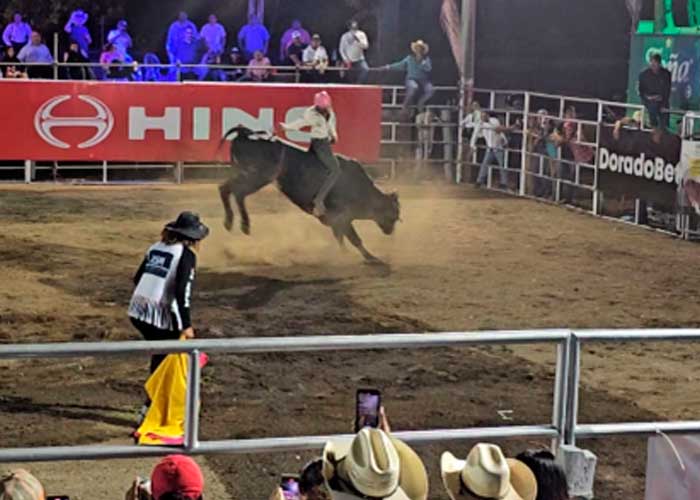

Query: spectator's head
[72,9,88,25]
[292,31,303,46]
[253,50,264,61]
[299,459,329,500]
[515,450,570,500]
[178,11,188,22]
[291,19,303,29]
[322,428,428,500]
[230,46,241,63]
[441,443,538,500]
[249,14,260,25]
[564,105,577,119]
[348,19,359,31]
[118,19,128,31]
[13,13,22,24]
[69,41,79,53]
[184,28,194,43]
[650,52,662,72]
[151,455,204,500]
[0,469,45,500]
[314,90,332,110]
[30,31,41,46]
[208,14,217,24]
[311,34,322,49]
[410,39,429,58]
[5,45,15,58]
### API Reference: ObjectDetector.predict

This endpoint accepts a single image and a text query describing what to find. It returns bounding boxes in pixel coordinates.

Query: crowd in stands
[1,410,572,500]
[0,10,436,113]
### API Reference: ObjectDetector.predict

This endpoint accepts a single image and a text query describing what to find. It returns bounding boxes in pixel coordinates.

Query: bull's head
[376,191,401,235]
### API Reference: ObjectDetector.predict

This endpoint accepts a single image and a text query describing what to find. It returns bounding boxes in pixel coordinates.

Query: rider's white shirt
[282,106,338,142]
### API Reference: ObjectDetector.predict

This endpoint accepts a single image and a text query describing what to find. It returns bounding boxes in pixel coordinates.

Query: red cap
[151,455,204,500]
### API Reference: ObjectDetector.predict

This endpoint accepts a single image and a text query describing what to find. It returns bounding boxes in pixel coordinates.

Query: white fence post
[184,349,202,451]
[519,92,530,196]
[564,334,582,446]
[24,160,33,184]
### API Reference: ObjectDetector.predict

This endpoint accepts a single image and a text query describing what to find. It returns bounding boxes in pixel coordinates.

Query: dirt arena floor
[1,182,700,499]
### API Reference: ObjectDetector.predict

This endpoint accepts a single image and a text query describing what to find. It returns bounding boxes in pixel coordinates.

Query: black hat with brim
[165,211,210,241]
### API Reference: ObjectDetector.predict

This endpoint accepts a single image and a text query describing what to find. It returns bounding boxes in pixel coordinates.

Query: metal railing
[1,328,699,463]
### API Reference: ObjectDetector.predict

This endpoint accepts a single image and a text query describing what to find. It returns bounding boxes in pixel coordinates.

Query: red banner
[0,80,381,162]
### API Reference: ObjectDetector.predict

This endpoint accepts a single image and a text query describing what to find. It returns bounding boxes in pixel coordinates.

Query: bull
[218,127,400,264]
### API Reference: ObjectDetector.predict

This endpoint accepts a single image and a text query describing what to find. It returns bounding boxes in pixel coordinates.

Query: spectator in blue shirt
[173,27,203,80]
[237,14,270,61]
[64,9,91,58]
[17,31,53,79]
[2,13,32,54]
[383,40,435,117]
[107,20,133,60]
[166,12,197,64]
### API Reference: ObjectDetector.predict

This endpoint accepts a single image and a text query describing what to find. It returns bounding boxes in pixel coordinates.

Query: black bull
[218,127,401,263]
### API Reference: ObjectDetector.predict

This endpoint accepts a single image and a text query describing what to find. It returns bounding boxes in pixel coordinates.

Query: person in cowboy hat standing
[322,427,429,500]
[441,443,538,500]
[383,40,435,118]
[280,91,340,217]
[128,211,209,375]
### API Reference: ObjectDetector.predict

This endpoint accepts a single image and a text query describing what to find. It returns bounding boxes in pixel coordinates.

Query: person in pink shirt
[242,50,272,82]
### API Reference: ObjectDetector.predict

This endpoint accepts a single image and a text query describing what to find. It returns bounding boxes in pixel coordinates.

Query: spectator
[2,13,32,54]
[238,14,270,61]
[227,46,245,81]
[166,11,197,64]
[302,34,329,83]
[529,109,558,197]
[0,469,45,500]
[285,31,306,68]
[322,427,428,500]
[173,27,203,80]
[269,459,329,500]
[107,20,133,60]
[100,43,126,79]
[127,455,205,500]
[638,53,671,130]
[64,9,91,58]
[383,39,434,117]
[200,50,226,81]
[200,14,226,56]
[63,41,90,80]
[141,52,169,82]
[613,110,643,141]
[472,110,517,189]
[1,45,25,78]
[242,50,272,82]
[516,450,570,500]
[560,105,593,202]
[17,31,53,79]
[339,19,369,83]
[441,443,538,500]
[280,19,311,61]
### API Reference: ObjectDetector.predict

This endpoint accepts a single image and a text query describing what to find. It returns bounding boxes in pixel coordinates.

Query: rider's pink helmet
[314,91,332,110]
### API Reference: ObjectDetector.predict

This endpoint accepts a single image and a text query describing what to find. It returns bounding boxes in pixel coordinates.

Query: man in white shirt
[3,13,32,53]
[471,111,515,189]
[107,20,132,60]
[302,34,328,83]
[200,14,226,56]
[338,19,369,83]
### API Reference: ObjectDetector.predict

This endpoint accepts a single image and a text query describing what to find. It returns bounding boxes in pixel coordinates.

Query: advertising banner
[0,80,382,162]
[627,34,700,112]
[598,124,680,207]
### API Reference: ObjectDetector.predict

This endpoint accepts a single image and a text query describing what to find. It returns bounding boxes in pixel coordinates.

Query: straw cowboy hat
[441,443,538,500]
[411,40,429,55]
[322,428,428,500]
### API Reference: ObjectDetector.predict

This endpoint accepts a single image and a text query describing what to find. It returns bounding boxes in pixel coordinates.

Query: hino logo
[34,95,114,149]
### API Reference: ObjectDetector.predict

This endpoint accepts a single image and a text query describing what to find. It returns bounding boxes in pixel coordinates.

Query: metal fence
[1,328,699,463]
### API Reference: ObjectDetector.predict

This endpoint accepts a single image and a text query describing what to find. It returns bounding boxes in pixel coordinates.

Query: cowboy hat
[441,443,537,500]
[322,428,428,500]
[164,211,210,241]
[410,40,429,55]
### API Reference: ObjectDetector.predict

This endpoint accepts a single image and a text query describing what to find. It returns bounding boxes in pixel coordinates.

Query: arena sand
[1,183,700,499]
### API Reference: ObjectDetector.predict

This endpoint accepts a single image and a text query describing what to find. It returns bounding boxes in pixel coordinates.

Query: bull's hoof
[241,221,251,235]
[363,255,384,266]
[223,218,233,232]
